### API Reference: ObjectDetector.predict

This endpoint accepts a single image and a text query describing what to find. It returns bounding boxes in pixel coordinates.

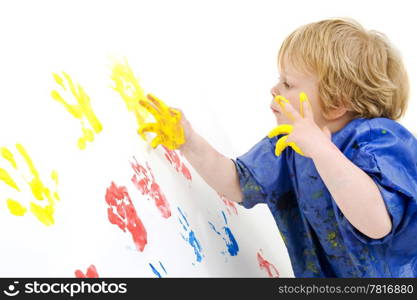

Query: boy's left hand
[268,92,332,158]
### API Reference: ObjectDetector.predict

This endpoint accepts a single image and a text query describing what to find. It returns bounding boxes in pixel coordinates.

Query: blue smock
[234,118,417,277]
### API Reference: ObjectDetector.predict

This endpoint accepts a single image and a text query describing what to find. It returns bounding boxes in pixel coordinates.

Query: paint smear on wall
[75,265,99,278]
[208,211,239,256]
[149,261,167,278]
[51,72,103,150]
[177,207,203,263]
[105,182,147,251]
[110,58,151,128]
[257,250,280,278]
[162,146,192,181]
[111,59,185,150]
[0,144,59,226]
[218,193,238,216]
[130,157,171,218]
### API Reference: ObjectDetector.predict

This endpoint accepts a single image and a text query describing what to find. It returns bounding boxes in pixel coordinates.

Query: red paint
[75,264,99,278]
[131,159,171,218]
[219,193,238,216]
[105,181,148,251]
[257,251,280,278]
[163,146,192,180]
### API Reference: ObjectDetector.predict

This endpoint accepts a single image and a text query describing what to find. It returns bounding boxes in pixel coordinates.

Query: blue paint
[149,263,161,278]
[159,262,167,274]
[222,211,227,224]
[208,212,240,256]
[178,207,204,263]
[223,226,239,256]
[177,207,189,227]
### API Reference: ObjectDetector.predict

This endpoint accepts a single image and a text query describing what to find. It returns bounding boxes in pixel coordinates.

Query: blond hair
[278,18,409,120]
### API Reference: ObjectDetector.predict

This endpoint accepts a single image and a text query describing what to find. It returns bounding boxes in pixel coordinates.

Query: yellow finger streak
[288,142,304,156]
[1,147,17,169]
[7,199,27,216]
[0,168,20,191]
[274,95,295,121]
[299,92,309,118]
[275,135,289,156]
[268,124,293,138]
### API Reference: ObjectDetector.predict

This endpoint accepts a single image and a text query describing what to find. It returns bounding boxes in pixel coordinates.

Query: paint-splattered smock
[234,118,417,277]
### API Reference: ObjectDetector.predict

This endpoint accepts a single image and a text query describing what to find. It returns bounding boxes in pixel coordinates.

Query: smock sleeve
[233,136,291,209]
[334,121,417,245]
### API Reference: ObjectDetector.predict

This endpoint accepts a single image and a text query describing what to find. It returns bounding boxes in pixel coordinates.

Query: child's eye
[283,82,290,89]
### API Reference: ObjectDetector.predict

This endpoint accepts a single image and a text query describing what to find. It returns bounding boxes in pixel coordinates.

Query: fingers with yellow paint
[138,94,185,150]
[269,92,310,156]
[267,124,293,138]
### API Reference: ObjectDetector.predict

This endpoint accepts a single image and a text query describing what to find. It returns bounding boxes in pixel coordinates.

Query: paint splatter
[208,211,239,256]
[75,265,99,278]
[0,144,59,226]
[111,59,185,150]
[51,72,103,150]
[149,261,167,278]
[105,182,147,251]
[257,250,280,278]
[178,207,203,263]
[130,158,171,218]
[162,146,192,181]
[218,193,238,216]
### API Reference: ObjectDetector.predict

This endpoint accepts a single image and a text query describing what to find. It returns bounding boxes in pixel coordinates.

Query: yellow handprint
[268,93,309,156]
[110,58,185,150]
[51,72,103,150]
[0,144,59,226]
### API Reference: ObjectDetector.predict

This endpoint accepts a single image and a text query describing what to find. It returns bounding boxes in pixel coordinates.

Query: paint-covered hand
[138,94,186,150]
[268,93,332,158]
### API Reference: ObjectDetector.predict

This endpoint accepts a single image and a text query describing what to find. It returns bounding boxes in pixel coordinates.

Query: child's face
[270,61,327,128]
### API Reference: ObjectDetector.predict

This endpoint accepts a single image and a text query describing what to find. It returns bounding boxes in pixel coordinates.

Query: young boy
[143,18,417,277]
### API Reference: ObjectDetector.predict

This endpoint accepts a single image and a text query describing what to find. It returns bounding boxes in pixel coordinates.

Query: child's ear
[324,106,348,120]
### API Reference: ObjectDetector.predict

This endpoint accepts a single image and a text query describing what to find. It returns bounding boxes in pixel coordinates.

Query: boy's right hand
[138,94,192,151]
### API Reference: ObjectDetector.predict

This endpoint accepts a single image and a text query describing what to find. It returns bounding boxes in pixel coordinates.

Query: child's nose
[270,85,279,97]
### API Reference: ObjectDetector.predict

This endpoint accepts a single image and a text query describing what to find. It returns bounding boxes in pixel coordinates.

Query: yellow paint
[268,92,311,156]
[111,59,185,150]
[1,147,17,169]
[0,168,20,191]
[51,72,103,150]
[7,198,27,216]
[1,144,59,226]
[110,58,150,128]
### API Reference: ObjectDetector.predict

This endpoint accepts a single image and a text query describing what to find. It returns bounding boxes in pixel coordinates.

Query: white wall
[0,0,415,277]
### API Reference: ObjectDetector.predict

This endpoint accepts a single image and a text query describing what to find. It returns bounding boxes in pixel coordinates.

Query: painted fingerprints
[208,211,239,257]
[105,182,147,251]
[130,157,171,218]
[51,72,103,150]
[162,146,192,181]
[257,250,280,278]
[110,58,151,131]
[0,144,60,226]
[75,264,99,278]
[149,261,167,278]
[218,193,238,216]
[177,207,203,263]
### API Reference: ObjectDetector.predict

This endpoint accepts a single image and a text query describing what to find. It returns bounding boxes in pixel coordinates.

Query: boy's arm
[179,120,243,203]
[311,143,392,240]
